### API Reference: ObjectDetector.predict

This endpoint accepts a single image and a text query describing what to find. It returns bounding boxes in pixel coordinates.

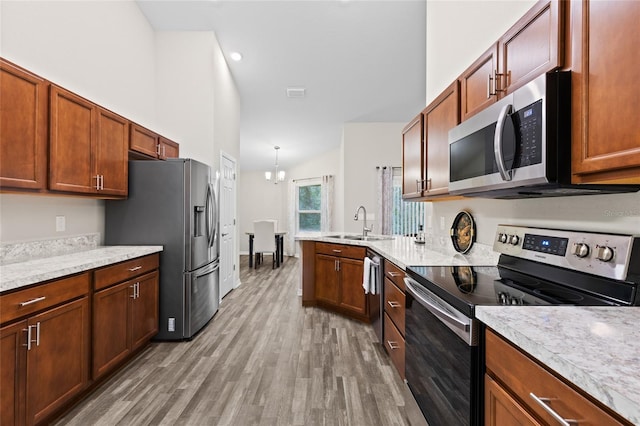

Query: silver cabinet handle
[22,323,40,350]
[332,249,342,253]
[35,322,40,346]
[336,260,340,272]
[387,271,402,278]
[128,266,142,272]
[23,326,33,350]
[19,296,46,307]
[156,144,161,156]
[130,282,140,299]
[387,341,400,350]
[387,301,401,308]
[529,393,576,426]
[100,175,105,190]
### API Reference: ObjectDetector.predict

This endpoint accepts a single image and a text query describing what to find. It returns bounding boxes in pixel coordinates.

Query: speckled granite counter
[295,233,500,268]
[0,246,163,293]
[476,306,640,425]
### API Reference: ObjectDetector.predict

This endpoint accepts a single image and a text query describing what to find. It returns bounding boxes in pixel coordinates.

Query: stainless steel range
[403,225,640,426]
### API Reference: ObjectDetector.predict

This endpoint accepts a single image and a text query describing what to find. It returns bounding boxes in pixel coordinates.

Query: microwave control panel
[513,100,542,167]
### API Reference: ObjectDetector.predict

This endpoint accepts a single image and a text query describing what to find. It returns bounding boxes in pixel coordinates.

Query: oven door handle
[404,277,471,334]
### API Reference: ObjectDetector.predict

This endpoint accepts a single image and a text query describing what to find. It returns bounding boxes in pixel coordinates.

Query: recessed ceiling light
[286,87,306,98]
[230,52,243,62]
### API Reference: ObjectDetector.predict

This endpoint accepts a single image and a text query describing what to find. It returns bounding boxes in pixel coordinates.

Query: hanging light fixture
[265,146,286,184]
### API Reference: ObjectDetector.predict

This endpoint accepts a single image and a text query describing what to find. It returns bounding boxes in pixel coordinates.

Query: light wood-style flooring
[56,256,422,425]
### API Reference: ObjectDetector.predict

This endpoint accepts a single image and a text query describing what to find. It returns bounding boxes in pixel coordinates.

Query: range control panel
[493,225,637,281]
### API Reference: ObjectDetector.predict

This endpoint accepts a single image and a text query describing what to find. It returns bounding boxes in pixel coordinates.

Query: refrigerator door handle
[195,261,220,279]
[205,183,216,248]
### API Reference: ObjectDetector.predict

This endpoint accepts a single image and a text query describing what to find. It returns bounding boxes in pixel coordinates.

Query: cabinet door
[96,108,128,196]
[49,85,97,194]
[485,375,541,426]
[0,59,48,190]
[314,254,340,305]
[1,320,27,426]
[93,281,132,379]
[338,257,366,315]
[424,80,460,197]
[402,113,424,199]
[498,0,563,94]
[26,297,89,425]
[159,137,179,160]
[129,123,159,158]
[131,271,159,351]
[459,43,498,122]
[571,0,640,183]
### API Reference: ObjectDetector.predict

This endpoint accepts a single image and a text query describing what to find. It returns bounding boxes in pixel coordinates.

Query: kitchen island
[477,306,640,425]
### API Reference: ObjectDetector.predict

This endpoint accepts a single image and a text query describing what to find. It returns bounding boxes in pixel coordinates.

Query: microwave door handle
[494,103,513,181]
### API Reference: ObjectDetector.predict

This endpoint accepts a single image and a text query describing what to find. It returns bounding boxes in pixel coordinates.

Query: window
[297,181,321,232]
[391,168,424,236]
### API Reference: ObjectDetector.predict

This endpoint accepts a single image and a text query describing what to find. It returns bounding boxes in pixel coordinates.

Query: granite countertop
[295,233,500,268]
[0,245,163,293]
[476,306,640,425]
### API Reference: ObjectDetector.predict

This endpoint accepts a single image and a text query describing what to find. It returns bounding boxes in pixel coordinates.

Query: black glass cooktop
[406,262,621,318]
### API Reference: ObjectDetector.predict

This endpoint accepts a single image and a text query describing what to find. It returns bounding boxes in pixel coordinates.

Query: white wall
[424,0,640,250]
[342,122,404,234]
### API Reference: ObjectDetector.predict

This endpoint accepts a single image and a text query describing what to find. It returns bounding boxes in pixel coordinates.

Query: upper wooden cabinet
[0,59,49,191]
[423,80,460,197]
[401,113,424,199]
[459,0,563,122]
[49,85,128,197]
[130,123,180,160]
[570,0,640,184]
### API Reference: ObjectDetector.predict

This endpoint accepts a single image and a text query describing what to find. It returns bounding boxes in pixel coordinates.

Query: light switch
[55,215,66,232]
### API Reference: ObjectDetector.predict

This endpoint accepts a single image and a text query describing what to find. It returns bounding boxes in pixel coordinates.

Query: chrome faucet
[354,205,372,238]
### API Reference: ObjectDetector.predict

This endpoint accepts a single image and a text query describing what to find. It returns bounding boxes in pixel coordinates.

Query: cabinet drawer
[315,242,365,260]
[383,259,405,291]
[486,329,629,425]
[384,312,405,379]
[94,254,159,291]
[0,272,90,324]
[384,279,405,336]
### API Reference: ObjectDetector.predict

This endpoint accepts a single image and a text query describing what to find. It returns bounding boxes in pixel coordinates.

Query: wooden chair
[253,220,277,269]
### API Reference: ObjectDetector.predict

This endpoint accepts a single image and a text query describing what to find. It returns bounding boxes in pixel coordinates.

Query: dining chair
[253,220,277,269]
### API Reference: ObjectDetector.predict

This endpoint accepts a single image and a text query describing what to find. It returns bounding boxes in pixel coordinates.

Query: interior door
[219,152,237,300]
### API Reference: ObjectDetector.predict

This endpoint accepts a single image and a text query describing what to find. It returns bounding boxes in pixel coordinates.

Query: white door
[219,152,237,300]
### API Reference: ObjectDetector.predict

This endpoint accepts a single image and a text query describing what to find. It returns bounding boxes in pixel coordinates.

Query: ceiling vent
[286,87,306,98]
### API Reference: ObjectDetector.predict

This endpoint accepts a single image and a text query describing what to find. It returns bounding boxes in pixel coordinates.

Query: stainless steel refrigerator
[105,159,219,340]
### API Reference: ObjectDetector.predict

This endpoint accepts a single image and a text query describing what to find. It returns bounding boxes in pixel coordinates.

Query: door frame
[219,151,239,300]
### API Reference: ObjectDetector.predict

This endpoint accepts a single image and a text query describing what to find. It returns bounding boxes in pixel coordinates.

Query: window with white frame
[296,179,322,232]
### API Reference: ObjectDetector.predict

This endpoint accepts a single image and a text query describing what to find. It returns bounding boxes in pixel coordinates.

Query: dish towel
[363,257,372,294]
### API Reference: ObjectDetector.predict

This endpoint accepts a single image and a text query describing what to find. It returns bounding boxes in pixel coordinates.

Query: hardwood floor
[56,256,422,425]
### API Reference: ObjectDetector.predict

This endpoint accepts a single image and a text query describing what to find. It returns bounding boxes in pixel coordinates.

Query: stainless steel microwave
[448,71,639,198]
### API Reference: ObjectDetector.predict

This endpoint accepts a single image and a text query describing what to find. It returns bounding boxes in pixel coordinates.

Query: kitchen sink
[325,235,394,242]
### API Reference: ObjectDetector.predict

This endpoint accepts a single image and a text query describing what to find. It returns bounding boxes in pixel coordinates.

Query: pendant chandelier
[265,146,286,184]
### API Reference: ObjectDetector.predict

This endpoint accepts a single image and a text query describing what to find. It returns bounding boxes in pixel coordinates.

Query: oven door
[404,277,481,426]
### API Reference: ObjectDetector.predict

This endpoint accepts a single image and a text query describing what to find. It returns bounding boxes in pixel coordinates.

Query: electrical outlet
[55,215,66,232]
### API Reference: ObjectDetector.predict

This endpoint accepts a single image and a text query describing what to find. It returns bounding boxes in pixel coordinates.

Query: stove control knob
[571,242,590,258]
[498,233,508,244]
[510,235,520,246]
[595,245,614,262]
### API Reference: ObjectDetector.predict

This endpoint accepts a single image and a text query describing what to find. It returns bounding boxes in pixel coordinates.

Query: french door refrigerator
[105,159,219,340]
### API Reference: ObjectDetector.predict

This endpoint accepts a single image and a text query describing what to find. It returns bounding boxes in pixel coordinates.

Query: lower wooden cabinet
[93,256,159,380]
[485,329,631,425]
[311,243,369,321]
[382,260,406,379]
[0,273,90,426]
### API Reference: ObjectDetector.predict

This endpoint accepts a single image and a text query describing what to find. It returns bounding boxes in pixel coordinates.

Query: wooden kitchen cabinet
[0,59,49,191]
[313,243,369,320]
[459,44,499,122]
[485,328,631,426]
[92,254,159,379]
[130,123,180,160]
[459,0,563,122]
[383,260,406,379]
[423,80,460,197]
[0,273,90,426]
[570,0,640,184]
[401,113,424,199]
[49,85,128,197]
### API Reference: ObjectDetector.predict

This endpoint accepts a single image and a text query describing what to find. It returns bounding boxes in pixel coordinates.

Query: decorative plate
[450,211,475,254]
